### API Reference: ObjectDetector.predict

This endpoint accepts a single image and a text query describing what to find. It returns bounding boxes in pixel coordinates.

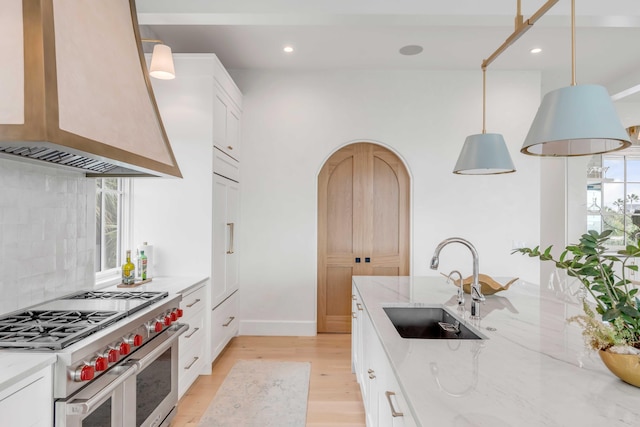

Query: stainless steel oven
[55,323,187,427]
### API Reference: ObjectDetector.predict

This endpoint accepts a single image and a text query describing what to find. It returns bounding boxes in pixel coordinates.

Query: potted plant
[513,230,640,387]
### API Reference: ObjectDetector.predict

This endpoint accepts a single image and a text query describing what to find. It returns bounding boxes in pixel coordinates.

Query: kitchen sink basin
[383,306,485,340]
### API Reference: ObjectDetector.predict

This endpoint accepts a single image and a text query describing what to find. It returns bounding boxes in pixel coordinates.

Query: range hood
[0,0,181,178]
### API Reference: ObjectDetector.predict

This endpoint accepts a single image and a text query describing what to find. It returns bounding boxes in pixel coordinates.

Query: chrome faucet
[446,270,465,306]
[430,237,485,318]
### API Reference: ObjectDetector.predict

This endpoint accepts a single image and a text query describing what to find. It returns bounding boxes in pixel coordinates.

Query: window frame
[587,146,640,250]
[95,178,133,286]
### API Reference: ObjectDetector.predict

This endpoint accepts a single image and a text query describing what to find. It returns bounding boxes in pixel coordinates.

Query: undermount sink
[383,306,485,340]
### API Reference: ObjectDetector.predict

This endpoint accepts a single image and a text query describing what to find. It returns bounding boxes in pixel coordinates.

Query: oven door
[125,323,188,427]
[55,362,137,427]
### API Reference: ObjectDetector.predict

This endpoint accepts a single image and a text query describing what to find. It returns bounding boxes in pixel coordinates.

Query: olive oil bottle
[122,249,136,285]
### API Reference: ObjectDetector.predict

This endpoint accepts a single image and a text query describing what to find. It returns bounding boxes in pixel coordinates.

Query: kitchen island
[353,275,640,427]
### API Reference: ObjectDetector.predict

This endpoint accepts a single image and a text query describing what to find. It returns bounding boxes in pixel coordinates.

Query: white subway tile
[0,159,94,312]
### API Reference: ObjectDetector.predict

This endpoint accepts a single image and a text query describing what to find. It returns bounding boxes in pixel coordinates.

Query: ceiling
[135,0,640,100]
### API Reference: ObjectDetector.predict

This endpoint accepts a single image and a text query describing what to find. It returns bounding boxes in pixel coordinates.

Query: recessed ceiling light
[283,46,294,53]
[530,48,542,54]
[399,45,424,56]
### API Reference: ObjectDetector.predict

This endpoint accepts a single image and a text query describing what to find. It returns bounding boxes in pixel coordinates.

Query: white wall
[0,158,95,315]
[132,56,215,278]
[615,100,640,128]
[231,69,542,335]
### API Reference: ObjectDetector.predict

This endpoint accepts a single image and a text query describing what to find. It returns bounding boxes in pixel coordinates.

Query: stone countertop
[0,353,57,393]
[101,276,209,296]
[353,275,640,427]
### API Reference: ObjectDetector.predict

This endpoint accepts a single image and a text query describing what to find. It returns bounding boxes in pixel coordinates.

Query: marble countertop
[353,275,640,427]
[101,276,209,296]
[0,353,57,393]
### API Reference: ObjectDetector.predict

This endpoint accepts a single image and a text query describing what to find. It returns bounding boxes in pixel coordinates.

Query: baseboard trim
[239,320,317,336]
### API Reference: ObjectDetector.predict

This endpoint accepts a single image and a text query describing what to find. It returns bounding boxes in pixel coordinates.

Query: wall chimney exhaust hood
[0,0,182,178]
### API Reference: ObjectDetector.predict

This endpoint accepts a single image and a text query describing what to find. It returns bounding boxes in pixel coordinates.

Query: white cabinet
[362,312,380,427]
[178,282,208,398]
[352,284,416,427]
[352,289,363,377]
[212,151,240,307]
[376,358,416,427]
[213,82,242,161]
[134,53,243,368]
[0,365,52,427]
[210,291,239,362]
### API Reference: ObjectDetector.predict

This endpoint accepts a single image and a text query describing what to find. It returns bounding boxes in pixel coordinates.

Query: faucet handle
[471,284,485,302]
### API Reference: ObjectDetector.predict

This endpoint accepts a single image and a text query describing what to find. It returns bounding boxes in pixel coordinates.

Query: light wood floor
[171,335,366,427]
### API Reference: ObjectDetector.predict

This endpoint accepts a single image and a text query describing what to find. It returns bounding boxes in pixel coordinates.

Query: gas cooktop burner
[0,310,124,350]
[64,291,167,301]
[0,310,123,325]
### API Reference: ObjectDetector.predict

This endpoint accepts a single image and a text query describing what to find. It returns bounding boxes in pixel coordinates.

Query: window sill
[95,270,121,290]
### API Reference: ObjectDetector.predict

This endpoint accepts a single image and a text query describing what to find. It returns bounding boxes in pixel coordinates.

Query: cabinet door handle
[184,356,199,370]
[226,223,235,254]
[352,294,357,300]
[185,327,200,339]
[222,316,235,327]
[227,145,233,150]
[352,312,357,318]
[368,369,376,379]
[385,391,404,417]
[186,298,201,308]
[357,303,363,311]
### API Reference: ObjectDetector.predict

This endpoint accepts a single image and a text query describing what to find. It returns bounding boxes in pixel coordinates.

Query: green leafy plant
[513,230,640,351]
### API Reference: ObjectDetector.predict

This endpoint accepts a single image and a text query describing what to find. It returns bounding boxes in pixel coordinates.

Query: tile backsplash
[0,158,95,315]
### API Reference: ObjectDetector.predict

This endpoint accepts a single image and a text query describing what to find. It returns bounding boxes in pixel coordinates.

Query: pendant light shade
[521,0,630,157]
[521,84,631,156]
[149,44,176,80]
[454,133,516,175]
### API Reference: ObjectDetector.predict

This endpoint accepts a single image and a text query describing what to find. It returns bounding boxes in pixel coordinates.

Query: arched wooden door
[317,143,410,333]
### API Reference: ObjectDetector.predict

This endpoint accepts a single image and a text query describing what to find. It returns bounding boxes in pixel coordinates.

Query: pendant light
[454,0,561,174]
[142,39,176,80]
[454,67,516,174]
[521,0,631,156]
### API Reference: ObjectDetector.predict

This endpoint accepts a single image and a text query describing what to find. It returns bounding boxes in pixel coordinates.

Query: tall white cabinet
[210,148,241,362]
[212,150,240,305]
[132,53,242,393]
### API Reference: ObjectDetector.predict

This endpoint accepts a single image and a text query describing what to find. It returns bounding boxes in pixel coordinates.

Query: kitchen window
[586,148,640,250]
[95,178,132,280]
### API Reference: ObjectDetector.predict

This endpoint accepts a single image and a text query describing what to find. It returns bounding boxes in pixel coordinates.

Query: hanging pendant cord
[482,67,487,134]
[571,0,576,85]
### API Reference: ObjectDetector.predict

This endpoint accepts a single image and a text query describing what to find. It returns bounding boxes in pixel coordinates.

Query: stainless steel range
[0,290,187,427]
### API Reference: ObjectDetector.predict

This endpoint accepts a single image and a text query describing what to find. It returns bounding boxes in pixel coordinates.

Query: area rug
[197,360,311,427]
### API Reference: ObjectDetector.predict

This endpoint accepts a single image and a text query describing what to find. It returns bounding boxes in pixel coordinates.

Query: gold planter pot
[598,349,640,388]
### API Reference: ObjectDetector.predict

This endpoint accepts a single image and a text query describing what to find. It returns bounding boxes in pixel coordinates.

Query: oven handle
[133,323,188,371]
[65,363,138,415]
